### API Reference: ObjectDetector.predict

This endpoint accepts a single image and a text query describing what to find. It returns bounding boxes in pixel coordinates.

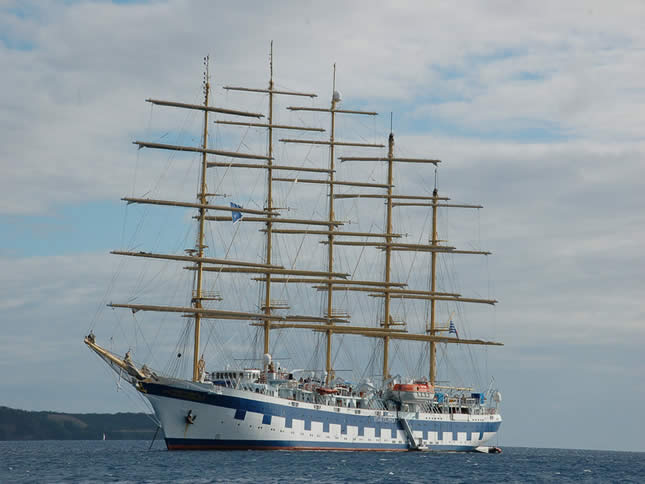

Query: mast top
[203,55,210,100]
[332,63,336,93]
[331,63,342,106]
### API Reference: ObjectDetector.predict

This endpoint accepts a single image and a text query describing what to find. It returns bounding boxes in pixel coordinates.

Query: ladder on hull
[398,417,427,451]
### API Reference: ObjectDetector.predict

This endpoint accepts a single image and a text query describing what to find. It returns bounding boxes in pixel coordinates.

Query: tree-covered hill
[0,406,157,440]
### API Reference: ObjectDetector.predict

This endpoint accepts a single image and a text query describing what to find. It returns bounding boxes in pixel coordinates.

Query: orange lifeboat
[393,382,433,393]
[315,387,338,395]
[390,381,434,403]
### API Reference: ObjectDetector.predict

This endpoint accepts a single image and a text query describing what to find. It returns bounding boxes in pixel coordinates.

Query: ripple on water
[1,442,644,484]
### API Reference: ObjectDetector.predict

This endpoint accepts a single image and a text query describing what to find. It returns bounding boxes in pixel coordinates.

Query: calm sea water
[1,440,643,483]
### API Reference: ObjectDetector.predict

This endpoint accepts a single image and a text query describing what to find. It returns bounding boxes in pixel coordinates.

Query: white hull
[142,379,502,451]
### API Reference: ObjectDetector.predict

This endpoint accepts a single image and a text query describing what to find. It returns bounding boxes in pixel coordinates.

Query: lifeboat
[392,382,433,392]
[389,381,434,403]
[315,387,338,395]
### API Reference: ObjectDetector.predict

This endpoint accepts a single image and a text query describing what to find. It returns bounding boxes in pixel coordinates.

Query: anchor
[185,409,196,425]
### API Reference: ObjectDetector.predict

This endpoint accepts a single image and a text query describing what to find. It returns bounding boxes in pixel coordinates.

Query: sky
[1,0,644,452]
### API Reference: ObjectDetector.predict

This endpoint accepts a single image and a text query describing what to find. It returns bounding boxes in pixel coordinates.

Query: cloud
[3,0,644,214]
[1,0,644,450]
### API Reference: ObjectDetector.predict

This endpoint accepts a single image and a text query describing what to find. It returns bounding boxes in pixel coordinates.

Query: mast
[283,67,382,384]
[222,42,319,367]
[193,56,210,381]
[382,131,395,381]
[325,65,339,385]
[263,42,275,359]
[339,144,491,384]
[429,187,439,384]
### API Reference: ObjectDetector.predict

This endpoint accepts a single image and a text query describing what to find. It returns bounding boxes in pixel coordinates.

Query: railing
[208,377,500,416]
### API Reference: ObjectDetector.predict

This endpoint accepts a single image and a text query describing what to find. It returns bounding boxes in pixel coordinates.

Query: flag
[230,202,243,223]
[449,320,459,338]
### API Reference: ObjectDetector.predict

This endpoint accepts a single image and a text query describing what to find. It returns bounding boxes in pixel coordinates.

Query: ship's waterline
[142,380,501,451]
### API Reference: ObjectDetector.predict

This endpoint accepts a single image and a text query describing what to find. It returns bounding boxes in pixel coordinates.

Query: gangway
[398,417,427,451]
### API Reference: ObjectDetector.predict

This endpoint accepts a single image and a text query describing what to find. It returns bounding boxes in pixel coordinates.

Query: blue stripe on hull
[141,382,501,450]
[165,438,479,452]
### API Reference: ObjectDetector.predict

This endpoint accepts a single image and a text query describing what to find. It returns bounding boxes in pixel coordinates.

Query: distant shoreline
[0,405,157,441]
[3,406,643,453]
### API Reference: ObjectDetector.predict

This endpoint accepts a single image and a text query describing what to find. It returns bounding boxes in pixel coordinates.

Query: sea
[1,441,643,483]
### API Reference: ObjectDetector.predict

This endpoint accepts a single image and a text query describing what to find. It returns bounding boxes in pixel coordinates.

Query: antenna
[331,64,342,104]
[203,55,210,100]
[270,40,273,83]
[332,63,336,92]
[390,112,393,134]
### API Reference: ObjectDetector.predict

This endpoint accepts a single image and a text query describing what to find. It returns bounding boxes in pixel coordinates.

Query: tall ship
[86,48,503,451]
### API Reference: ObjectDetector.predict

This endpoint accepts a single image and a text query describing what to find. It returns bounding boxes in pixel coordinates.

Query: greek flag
[449,320,459,338]
[230,202,243,223]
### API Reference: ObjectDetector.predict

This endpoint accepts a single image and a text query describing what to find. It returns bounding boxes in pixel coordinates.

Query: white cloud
[1,0,644,450]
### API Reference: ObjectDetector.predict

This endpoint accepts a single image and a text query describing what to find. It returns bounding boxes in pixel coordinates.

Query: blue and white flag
[230,202,243,223]
[449,320,459,338]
